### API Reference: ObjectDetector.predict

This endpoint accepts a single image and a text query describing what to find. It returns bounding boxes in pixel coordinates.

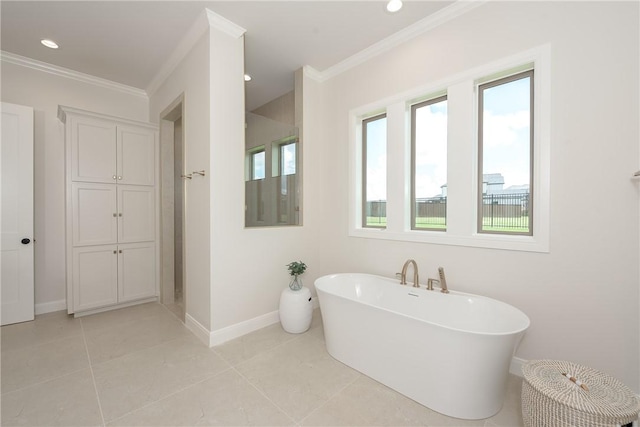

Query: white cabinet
[68,114,155,185]
[60,106,158,315]
[117,185,155,243]
[72,245,119,311]
[72,183,117,246]
[72,243,156,312]
[118,243,156,303]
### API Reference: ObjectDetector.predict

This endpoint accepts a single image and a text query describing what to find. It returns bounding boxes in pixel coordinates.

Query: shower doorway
[160,96,185,321]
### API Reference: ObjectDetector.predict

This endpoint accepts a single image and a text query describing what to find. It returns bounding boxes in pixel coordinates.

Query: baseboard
[184,313,212,346]
[209,310,280,347]
[510,356,526,377]
[184,309,281,347]
[35,299,67,315]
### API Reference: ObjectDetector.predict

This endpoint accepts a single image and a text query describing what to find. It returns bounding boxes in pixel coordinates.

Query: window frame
[348,45,550,253]
[361,113,387,229]
[477,69,534,236]
[249,147,266,181]
[411,94,448,232]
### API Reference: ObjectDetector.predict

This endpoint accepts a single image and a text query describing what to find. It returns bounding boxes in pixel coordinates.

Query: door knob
[21,238,31,244]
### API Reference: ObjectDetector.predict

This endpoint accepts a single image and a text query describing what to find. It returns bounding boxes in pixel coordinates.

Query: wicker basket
[522,360,640,427]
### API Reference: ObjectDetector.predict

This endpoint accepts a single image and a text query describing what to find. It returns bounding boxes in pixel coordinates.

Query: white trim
[0,51,147,98]
[34,299,67,315]
[72,297,158,317]
[209,310,280,347]
[185,313,212,346]
[510,356,526,377]
[146,8,246,97]
[303,65,324,82]
[348,45,551,253]
[310,0,488,83]
[145,9,209,97]
[186,310,282,348]
[205,9,246,38]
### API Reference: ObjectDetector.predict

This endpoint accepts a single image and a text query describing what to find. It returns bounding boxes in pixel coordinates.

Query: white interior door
[1,102,34,325]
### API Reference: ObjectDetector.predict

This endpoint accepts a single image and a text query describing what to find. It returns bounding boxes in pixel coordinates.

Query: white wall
[0,61,149,312]
[311,1,639,391]
[149,31,212,330]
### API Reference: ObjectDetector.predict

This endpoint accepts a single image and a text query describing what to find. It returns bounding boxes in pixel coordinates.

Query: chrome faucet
[400,259,419,288]
[438,267,450,293]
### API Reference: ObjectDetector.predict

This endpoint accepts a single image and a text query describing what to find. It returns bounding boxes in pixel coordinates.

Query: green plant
[286,261,307,277]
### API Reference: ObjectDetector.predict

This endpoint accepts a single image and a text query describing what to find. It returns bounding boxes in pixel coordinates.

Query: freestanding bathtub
[315,273,530,420]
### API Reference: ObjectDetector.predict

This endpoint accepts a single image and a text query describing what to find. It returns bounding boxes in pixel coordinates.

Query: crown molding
[146,8,246,97]
[303,65,324,82]
[0,51,147,98]
[206,9,246,38]
[309,0,488,83]
[145,9,210,97]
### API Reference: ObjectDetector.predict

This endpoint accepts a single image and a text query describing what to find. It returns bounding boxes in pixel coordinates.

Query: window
[349,45,549,252]
[362,114,387,228]
[250,149,265,180]
[273,138,298,224]
[411,95,448,231]
[279,141,296,176]
[478,70,533,235]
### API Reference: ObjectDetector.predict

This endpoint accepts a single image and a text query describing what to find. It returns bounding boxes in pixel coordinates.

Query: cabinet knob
[113,250,117,254]
[113,213,117,217]
[119,250,123,253]
[112,175,117,180]
[118,176,122,180]
[118,213,122,217]
[21,238,31,245]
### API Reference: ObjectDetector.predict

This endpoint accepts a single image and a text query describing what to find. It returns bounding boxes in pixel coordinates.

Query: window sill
[348,227,549,253]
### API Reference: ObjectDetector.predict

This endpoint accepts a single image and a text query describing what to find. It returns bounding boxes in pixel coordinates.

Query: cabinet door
[118,242,156,302]
[117,185,155,243]
[72,183,118,246]
[71,116,117,183]
[73,245,118,311]
[117,125,155,186]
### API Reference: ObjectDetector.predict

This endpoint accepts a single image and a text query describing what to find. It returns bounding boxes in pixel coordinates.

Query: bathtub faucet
[400,259,420,288]
[438,267,450,294]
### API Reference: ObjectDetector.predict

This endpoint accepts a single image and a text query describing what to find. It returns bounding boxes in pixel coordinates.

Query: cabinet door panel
[117,185,155,243]
[73,183,117,246]
[73,245,118,311]
[71,117,117,183]
[117,126,155,186]
[118,243,156,302]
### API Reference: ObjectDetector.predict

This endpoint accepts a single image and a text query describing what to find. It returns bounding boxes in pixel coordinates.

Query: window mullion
[385,102,407,232]
[445,80,476,237]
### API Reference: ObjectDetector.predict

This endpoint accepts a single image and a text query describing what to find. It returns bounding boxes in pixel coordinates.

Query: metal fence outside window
[366,192,529,231]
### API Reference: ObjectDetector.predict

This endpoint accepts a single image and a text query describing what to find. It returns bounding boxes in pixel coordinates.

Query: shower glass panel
[245,112,300,227]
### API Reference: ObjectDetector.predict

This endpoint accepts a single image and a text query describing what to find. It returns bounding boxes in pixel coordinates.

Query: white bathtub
[315,273,530,420]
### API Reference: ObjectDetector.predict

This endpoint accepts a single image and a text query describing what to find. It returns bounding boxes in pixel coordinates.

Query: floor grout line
[79,318,107,427]
[230,364,299,426]
[105,366,234,425]
[297,370,362,426]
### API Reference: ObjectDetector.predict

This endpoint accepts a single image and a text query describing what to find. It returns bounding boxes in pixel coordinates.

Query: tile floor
[1,302,524,426]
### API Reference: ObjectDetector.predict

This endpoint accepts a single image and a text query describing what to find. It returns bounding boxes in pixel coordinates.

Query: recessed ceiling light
[386,0,403,13]
[244,74,252,82]
[40,39,59,49]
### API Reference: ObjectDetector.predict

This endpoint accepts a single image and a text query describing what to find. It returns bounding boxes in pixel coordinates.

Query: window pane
[412,97,447,231]
[363,114,387,228]
[281,143,296,176]
[479,71,533,235]
[252,150,265,180]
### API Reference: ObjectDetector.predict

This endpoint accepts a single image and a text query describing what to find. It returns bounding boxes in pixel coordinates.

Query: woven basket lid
[522,360,640,420]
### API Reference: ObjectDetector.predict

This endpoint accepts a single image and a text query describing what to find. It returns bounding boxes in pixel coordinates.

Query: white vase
[279,286,312,333]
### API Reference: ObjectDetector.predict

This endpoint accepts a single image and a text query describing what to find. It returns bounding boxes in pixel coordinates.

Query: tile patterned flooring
[1,303,524,426]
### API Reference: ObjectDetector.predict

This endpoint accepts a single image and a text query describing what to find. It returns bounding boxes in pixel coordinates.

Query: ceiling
[1,1,453,111]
